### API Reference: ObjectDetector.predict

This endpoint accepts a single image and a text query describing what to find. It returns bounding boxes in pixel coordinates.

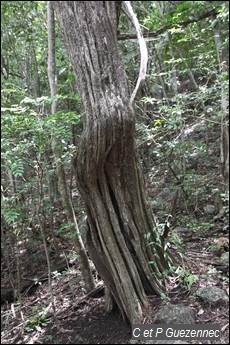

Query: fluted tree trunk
[53,1,170,324]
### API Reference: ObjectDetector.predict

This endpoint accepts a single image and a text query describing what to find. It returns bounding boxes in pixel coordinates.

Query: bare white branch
[124,1,148,105]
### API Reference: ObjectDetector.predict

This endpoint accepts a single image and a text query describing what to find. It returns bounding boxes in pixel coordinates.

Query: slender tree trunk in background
[167,32,178,96]
[32,47,41,98]
[174,47,199,90]
[157,2,178,97]
[47,1,95,293]
[152,45,169,102]
[53,1,170,324]
[36,165,57,321]
[6,166,17,195]
[213,24,229,192]
[173,46,206,110]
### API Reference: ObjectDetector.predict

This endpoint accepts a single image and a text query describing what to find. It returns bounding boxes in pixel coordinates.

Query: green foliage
[74,335,84,344]
[24,314,50,332]
[175,267,199,290]
[52,270,62,279]
[182,217,212,234]
[1,91,81,229]
[1,0,84,273]
[43,335,54,342]
[160,292,171,302]
[207,244,222,253]
[10,160,24,177]
[1,205,19,225]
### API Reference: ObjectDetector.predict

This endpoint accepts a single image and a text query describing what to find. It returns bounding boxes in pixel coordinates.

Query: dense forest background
[1,1,229,344]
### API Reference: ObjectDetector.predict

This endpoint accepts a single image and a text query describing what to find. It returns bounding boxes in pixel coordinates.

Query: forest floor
[1,117,229,344]
[1,228,229,344]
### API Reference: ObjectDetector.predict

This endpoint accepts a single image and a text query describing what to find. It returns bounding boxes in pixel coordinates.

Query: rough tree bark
[53,1,170,323]
[47,1,95,293]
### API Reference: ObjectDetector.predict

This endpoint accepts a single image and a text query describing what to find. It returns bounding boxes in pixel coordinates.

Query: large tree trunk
[47,1,95,293]
[53,1,170,323]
